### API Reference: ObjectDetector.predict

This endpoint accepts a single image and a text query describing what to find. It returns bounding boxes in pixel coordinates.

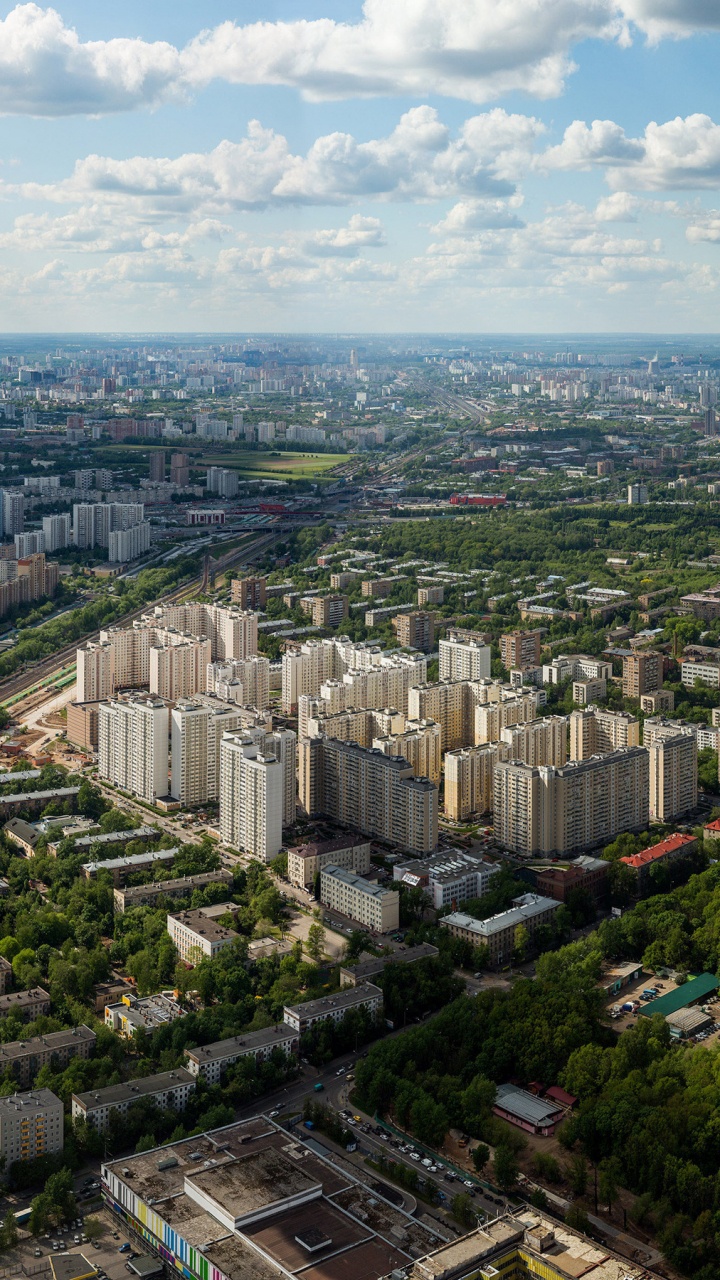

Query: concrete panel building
[72,1069,195,1131]
[0,1089,63,1166]
[98,696,169,804]
[569,707,640,760]
[0,1026,95,1089]
[184,1025,298,1084]
[439,636,491,683]
[648,733,697,821]
[494,748,650,857]
[440,893,560,965]
[219,735,283,862]
[298,736,438,855]
[444,741,511,820]
[501,630,543,670]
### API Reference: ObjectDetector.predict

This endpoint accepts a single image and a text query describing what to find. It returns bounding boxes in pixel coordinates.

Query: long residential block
[0,1026,95,1089]
[184,1025,299,1084]
[283,983,383,1035]
[320,865,400,933]
[72,1069,196,1131]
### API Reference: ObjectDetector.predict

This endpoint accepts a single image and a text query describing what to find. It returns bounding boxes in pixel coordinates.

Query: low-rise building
[82,848,177,885]
[114,870,233,913]
[600,961,644,996]
[0,1089,63,1166]
[167,909,238,964]
[72,1069,196,1131]
[283,983,383,1035]
[492,1084,566,1137]
[440,894,560,966]
[0,988,51,1021]
[0,1026,95,1089]
[105,992,184,1038]
[319,865,400,933]
[287,835,371,888]
[71,826,159,854]
[394,849,501,910]
[340,942,439,987]
[3,818,42,856]
[620,832,698,894]
[184,1025,299,1084]
[530,855,610,905]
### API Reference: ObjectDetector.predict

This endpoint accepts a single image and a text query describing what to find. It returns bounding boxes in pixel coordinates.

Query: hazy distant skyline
[2,1,720,331]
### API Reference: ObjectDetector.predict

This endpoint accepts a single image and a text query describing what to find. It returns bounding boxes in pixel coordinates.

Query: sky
[2,2,720,331]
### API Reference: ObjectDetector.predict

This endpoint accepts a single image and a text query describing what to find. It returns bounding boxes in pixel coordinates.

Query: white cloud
[0,1,625,117]
[620,0,720,42]
[301,215,386,256]
[432,197,526,233]
[4,108,544,212]
[607,115,720,190]
[0,3,183,115]
[594,191,643,220]
[542,119,644,169]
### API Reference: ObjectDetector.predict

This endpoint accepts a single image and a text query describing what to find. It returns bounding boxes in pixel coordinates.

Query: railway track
[0,528,280,709]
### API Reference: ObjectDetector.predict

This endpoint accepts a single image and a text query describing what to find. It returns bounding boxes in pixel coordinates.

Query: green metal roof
[639,973,718,1019]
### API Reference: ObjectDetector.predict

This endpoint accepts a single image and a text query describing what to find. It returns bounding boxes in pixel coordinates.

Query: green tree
[567,1154,589,1197]
[0,1209,18,1250]
[494,1145,519,1191]
[451,1193,476,1228]
[472,1143,490,1176]
[307,923,325,961]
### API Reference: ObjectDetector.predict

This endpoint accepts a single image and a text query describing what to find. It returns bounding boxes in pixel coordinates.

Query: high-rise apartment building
[231,576,267,610]
[501,630,543,670]
[623,651,663,697]
[493,748,650,857]
[109,521,151,563]
[393,611,435,653]
[417,585,444,606]
[14,532,44,557]
[98,697,169,804]
[474,691,538,744]
[444,742,511,820]
[569,707,640,760]
[308,594,349,627]
[265,727,297,827]
[1,491,24,537]
[170,453,190,487]
[149,451,166,482]
[372,718,442,784]
[628,482,649,505]
[219,735,283,862]
[439,635,491,682]
[298,736,438,854]
[407,681,471,752]
[282,638,426,714]
[170,700,246,806]
[77,641,115,703]
[148,602,258,662]
[42,513,71,553]
[205,656,270,709]
[500,716,568,767]
[648,733,697,821]
[149,638,212,701]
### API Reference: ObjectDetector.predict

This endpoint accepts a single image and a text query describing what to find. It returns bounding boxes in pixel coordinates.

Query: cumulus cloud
[607,115,720,190]
[0,0,625,117]
[301,215,386,256]
[431,197,526,233]
[542,119,644,169]
[620,0,720,42]
[4,108,544,212]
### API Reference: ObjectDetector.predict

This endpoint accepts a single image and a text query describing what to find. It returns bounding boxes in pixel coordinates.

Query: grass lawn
[199,450,349,479]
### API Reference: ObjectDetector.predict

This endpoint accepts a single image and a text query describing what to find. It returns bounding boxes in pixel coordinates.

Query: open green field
[198,451,349,479]
[105,444,348,481]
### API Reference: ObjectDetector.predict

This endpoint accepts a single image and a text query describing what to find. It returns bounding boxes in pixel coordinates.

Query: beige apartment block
[76,641,115,703]
[494,748,650,857]
[640,689,675,714]
[572,677,607,706]
[648,734,697,821]
[500,629,543,670]
[444,742,511,820]
[298,736,437,854]
[622,650,663,697]
[475,691,537,745]
[408,680,472,752]
[287,835,371,888]
[320,865,400,933]
[231,576,266,610]
[0,1090,63,1166]
[150,637,212,701]
[417,584,444,606]
[500,716,568,767]
[219,734,283,862]
[167,909,237,964]
[373,717,442,784]
[569,707,640,760]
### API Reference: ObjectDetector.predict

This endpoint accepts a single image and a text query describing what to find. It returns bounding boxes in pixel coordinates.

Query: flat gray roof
[83,848,177,874]
[321,865,397,902]
[72,826,158,849]
[73,1068,195,1112]
[284,983,382,1020]
[0,1025,95,1066]
[442,894,559,937]
[186,1148,320,1220]
[0,787,79,805]
[185,1025,296,1065]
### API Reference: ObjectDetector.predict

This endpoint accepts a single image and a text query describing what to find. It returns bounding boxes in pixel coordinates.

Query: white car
[464,1179,474,1188]
[410,1152,421,1161]
[422,1158,432,1167]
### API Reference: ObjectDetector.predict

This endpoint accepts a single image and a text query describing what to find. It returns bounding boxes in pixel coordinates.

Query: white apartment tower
[439,636,492,682]
[219,735,283,863]
[98,697,169,804]
[648,734,698,821]
[76,641,115,703]
[170,700,245,806]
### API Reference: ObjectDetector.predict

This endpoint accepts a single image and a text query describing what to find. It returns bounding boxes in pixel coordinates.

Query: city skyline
[1,1,720,330]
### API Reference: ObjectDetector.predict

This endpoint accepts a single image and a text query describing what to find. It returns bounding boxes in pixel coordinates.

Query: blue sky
[1,1,720,331]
